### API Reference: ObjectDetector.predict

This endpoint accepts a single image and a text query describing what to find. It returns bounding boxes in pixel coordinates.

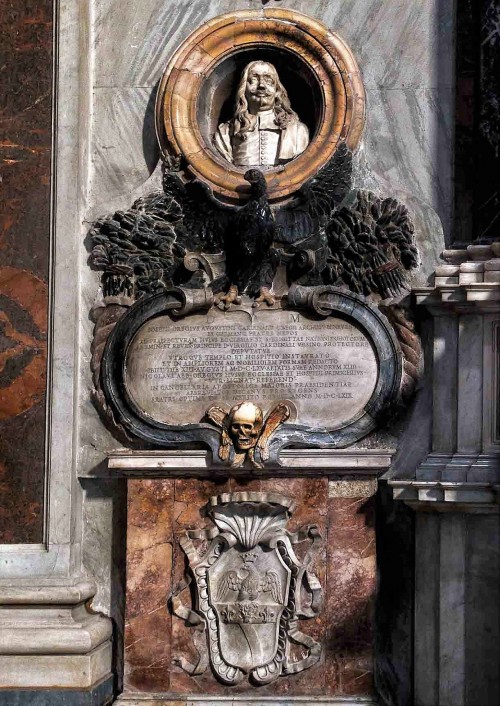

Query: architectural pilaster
[390,243,500,706]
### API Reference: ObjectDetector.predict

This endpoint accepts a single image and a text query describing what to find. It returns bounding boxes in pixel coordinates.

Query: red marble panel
[124,480,174,692]
[324,487,377,696]
[0,0,53,543]
[124,477,376,698]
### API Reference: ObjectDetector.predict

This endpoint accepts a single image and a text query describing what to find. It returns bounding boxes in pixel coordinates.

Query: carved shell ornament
[170,493,322,684]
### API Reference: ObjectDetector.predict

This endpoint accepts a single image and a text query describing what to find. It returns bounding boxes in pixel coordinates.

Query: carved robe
[214,110,309,167]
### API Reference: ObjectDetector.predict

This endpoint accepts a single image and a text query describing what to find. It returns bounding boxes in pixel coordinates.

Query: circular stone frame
[156,9,366,203]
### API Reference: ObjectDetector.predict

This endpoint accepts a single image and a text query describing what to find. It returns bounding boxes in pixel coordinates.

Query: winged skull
[206,400,292,468]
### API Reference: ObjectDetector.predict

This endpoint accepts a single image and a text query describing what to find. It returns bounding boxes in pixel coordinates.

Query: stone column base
[0,579,113,705]
[0,675,113,706]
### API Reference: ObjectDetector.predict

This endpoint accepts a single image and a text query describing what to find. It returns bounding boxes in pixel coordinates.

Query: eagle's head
[244,169,268,197]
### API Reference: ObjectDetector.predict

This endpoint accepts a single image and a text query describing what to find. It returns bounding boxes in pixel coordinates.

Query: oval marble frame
[156,9,366,203]
[100,287,401,465]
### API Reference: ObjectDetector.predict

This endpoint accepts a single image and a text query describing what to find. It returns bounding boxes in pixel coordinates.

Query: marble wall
[79,0,454,618]
[124,478,376,699]
[0,0,53,543]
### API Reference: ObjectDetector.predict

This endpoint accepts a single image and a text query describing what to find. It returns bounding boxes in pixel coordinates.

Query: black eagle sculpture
[219,168,278,308]
[89,142,418,304]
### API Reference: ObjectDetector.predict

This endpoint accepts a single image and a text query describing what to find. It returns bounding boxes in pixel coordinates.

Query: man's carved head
[233,60,298,139]
[228,402,263,452]
[244,61,278,113]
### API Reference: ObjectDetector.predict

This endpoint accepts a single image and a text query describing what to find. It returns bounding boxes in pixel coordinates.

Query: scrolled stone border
[100,286,402,465]
[156,9,365,203]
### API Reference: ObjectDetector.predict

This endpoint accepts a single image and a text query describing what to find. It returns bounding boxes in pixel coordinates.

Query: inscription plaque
[125,309,378,429]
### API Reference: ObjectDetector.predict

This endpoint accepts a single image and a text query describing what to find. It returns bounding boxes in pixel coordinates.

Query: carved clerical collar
[256,109,279,130]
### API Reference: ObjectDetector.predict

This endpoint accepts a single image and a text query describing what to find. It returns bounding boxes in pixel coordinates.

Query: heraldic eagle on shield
[170,492,322,685]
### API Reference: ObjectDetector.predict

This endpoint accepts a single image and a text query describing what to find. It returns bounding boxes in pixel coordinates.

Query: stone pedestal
[0,580,113,705]
[390,245,500,706]
[113,450,391,705]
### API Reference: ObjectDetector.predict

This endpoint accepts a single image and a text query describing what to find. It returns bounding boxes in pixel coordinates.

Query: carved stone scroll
[99,285,404,460]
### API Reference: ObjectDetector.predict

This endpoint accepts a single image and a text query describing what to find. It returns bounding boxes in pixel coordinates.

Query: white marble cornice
[106,448,394,477]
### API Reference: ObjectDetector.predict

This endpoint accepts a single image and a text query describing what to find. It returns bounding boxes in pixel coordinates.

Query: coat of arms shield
[172,492,322,685]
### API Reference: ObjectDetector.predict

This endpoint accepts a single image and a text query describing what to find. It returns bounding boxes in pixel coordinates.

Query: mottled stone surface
[477,0,500,241]
[124,478,376,697]
[124,480,174,692]
[125,309,378,428]
[0,0,53,543]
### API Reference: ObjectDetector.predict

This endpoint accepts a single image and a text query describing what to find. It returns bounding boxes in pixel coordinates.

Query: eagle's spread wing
[298,141,353,221]
[257,402,292,461]
[274,142,353,244]
[216,571,241,601]
[261,571,283,604]
[162,170,234,254]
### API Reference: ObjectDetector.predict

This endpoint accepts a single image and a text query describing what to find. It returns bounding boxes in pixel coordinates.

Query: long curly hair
[232,61,299,140]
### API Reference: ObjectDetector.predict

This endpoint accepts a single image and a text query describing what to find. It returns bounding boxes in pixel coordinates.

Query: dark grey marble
[0,676,113,706]
[477,0,500,241]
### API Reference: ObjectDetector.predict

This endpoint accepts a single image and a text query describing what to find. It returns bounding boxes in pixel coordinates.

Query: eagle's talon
[215,285,241,309]
[253,287,275,308]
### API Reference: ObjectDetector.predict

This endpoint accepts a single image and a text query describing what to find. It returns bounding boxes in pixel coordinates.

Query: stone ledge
[414,251,500,313]
[0,641,112,689]
[0,578,113,690]
[414,282,500,308]
[107,448,394,477]
[115,697,377,705]
[0,604,112,654]
[412,452,500,483]
[389,480,500,511]
[0,578,97,602]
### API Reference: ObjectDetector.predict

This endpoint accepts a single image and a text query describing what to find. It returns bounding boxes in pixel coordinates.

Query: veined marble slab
[116,697,377,705]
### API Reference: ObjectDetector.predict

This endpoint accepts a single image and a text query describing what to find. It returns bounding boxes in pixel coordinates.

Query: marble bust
[213,60,310,167]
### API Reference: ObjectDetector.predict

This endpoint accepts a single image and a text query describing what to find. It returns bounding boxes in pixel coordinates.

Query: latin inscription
[125,310,378,427]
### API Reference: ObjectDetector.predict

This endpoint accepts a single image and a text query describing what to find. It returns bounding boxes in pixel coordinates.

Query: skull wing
[206,405,228,429]
[206,406,232,461]
[216,570,241,601]
[261,570,283,604]
[257,402,292,461]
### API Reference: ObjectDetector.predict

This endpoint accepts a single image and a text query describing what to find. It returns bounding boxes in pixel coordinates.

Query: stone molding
[390,479,499,510]
[0,677,114,706]
[107,448,394,477]
[116,697,377,705]
[414,243,500,312]
[390,453,500,511]
[0,579,112,689]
